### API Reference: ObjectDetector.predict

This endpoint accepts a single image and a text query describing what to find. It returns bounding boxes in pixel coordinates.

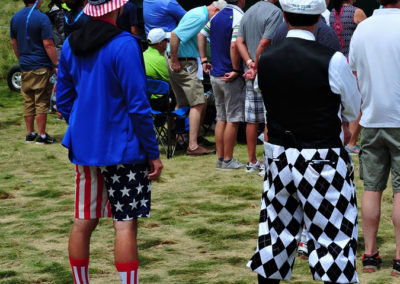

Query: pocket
[307,160,336,176]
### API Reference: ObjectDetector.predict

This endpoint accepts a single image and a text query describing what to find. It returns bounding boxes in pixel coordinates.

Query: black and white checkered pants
[248,144,359,283]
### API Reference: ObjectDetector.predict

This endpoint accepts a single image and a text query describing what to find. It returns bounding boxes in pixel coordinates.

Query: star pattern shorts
[247,145,359,283]
[99,163,151,221]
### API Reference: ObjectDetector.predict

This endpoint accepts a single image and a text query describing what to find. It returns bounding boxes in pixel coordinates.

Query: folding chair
[147,78,189,158]
[147,78,173,158]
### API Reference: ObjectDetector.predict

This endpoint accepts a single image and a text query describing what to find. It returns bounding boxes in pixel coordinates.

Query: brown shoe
[186,145,215,156]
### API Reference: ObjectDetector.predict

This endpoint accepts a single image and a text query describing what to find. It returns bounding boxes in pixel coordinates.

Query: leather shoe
[186,145,215,156]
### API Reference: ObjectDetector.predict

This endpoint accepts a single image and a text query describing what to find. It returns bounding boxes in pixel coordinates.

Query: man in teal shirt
[168,0,227,156]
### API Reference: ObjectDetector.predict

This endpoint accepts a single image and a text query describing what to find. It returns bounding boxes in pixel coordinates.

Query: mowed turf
[0,85,399,284]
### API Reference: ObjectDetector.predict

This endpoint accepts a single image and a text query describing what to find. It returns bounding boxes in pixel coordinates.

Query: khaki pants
[21,67,53,116]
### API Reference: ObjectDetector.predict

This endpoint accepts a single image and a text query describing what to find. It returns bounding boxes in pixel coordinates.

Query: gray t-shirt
[237,0,283,60]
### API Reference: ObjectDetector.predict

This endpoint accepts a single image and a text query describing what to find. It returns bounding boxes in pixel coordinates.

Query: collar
[286,29,315,41]
[202,5,209,21]
[227,4,244,14]
[373,8,400,16]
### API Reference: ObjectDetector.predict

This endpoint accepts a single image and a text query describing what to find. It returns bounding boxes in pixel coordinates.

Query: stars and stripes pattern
[100,163,151,221]
[248,145,358,283]
[69,257,90,284]
[83,0,128,17]
[75,165,112,219]
[116,261,139,284]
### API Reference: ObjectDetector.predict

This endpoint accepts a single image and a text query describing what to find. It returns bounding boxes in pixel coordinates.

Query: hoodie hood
[68,20,123,56]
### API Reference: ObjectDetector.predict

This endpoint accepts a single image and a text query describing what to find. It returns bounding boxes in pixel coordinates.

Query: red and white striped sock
[69,257,90,284]
[115,260,139,284]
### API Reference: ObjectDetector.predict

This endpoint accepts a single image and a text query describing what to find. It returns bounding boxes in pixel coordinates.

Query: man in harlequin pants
[56,1,163,283]
[246,0,361,282]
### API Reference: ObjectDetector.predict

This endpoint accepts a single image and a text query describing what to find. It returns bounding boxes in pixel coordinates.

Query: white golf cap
[279,0,326,15]
[147,28,170,44]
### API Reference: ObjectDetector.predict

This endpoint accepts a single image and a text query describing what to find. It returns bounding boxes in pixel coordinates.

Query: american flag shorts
[74,165,112,219]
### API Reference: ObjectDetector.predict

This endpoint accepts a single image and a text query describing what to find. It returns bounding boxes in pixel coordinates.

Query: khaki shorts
[167,58,205,107]
[360,127,400,192]
[210,75,245,122]
[21,67,53,116]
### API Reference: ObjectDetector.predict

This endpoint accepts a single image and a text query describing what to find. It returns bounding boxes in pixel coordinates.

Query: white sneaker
[246,160,263,173]
[258,164,266,177]
[298,242,308,259]
[298,229,308,259]
[221,158,245,170]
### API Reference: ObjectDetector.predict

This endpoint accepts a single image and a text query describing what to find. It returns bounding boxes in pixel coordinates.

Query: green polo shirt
[143,46,169,98]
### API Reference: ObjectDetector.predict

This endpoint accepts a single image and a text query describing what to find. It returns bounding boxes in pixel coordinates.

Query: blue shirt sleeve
[167,0,186,22]
[10,17,16,39]
[40,13,54,39]
[315,23,341,52]
[56,44,76,124]
[115,38,160,160]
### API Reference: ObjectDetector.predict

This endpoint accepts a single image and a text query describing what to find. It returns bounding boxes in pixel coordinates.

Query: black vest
[259,37,342,149]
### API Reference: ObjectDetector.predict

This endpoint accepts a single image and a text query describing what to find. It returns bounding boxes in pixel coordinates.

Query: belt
[168,56,196,61]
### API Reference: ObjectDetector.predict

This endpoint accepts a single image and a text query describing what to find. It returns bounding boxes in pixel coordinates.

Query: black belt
[168,56,196,61]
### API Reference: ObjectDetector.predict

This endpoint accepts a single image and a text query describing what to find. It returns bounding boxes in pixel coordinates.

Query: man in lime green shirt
[144,28,169,82]
[143,28,174,110]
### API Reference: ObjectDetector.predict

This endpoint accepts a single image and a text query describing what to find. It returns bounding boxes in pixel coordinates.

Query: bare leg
[264,124,268,142]
[24,115,35,133]
[188,103,206,149]
[114,220,138,262]
[36,113,47,135]
[393,193,400,259]
[223,122,239,160]
[246,122,259,164]
[362,191,383,255]
[215,120,226,159]
[68,219,99,259]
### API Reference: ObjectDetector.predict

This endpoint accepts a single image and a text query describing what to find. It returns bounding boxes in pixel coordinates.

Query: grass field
[0,85,399,284]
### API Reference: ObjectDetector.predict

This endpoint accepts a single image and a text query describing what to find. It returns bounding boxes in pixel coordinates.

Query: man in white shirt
[247,0,361,282]
[349,0,400,276]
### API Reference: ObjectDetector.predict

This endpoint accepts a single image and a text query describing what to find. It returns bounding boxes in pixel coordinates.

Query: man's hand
[202,62,212,74]
[221,71,239,82]
[148,158,163,180]
[342,122,351,145]
[171,60,181,72]
[248,61,256,70]
[243,68,257,80]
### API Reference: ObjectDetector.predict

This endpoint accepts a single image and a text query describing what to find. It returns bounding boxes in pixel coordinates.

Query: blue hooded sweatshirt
[57,20,159,166]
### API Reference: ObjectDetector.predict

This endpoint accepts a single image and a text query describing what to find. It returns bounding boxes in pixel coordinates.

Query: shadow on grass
[186,226,257,250]
[0,118,21,131]
[36,261,72,284]
[0,271,17,279]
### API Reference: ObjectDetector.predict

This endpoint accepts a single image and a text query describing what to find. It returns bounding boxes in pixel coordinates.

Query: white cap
[212,0,228,10]
[279,0,326,15]
[147,28,171,45]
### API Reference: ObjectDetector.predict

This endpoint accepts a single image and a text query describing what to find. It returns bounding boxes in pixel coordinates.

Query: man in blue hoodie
[57,1,163,283]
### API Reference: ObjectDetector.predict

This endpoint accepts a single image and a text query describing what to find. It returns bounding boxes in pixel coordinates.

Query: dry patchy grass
[0,84,398,284]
